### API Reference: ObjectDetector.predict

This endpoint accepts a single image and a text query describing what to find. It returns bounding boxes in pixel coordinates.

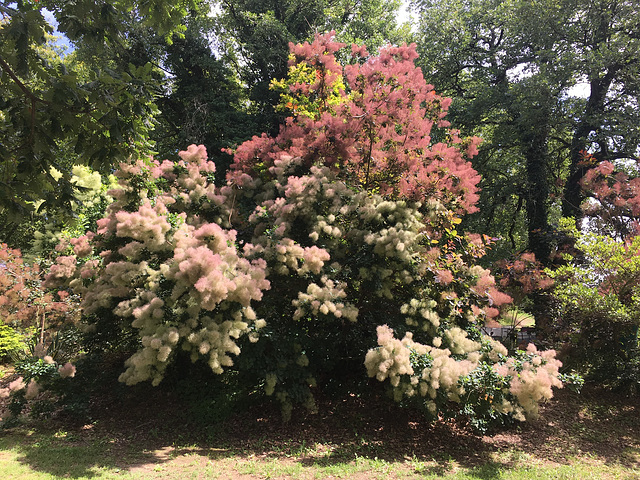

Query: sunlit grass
[499,308,536,328]
[1,428,639,480]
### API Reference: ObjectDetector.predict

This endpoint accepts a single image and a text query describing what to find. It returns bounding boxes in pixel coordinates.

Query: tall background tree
[0,0,197,244]
[412,0,640,264]
[152,15,254,175]
[560,0,640,223]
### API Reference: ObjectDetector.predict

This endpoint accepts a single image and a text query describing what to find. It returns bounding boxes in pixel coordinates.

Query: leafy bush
[549,222,640,393]
[32,165,119,258]
[0,243,78,339]
[1,353,78,426]
[46,33,566,429]
[0,325,25,362]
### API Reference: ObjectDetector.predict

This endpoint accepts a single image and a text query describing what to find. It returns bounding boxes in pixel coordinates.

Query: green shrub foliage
[46,34,565,427]
[549,222,640,393]
[0,325,25,361]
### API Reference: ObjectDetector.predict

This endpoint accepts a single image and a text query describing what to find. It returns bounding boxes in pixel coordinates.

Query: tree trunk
[524,135,551,264]
[39,306,46,346]
[562,7,617,224]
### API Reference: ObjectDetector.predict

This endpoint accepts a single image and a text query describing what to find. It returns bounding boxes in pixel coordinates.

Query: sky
[398,1,414,26]
[42,9,73,54]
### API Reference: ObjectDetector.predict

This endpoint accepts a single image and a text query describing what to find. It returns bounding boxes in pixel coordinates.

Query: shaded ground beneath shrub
[1,372,639,479]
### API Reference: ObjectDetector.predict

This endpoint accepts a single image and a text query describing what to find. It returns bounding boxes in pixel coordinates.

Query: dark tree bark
[563,72,616,222]
[523,131,551,264]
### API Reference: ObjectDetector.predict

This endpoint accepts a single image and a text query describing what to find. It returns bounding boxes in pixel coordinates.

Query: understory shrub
[45,33,568,430]
[549,223,640,393]
[1,349,78,426]
[0,325,25,361]
[1,243,77,337]
[547,153,640,394]
[0,243,81,426]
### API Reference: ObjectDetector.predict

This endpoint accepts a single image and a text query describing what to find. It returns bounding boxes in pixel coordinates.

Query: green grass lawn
[499,309,536,328]
[0,430,637,479]
[1,386,639,479]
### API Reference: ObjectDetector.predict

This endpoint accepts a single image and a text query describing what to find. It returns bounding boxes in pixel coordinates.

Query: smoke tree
[47,33,567,429]
[580,155,640,240]
[0,243,75,341]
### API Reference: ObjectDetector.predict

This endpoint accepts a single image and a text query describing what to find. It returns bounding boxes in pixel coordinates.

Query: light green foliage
[549,219,640,391]
[213,0,408,133]
[551,225,640,327]
[32,165,118,257]
[0,325,25,361]
[271,57,347,119]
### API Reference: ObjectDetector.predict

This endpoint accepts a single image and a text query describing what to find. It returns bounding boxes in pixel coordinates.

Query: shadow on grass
[0,430,158,478]
[1,384,638,479]
[488,386,640,469]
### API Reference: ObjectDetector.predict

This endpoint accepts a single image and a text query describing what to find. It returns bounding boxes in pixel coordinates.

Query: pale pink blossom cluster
[401,297,441,331]
[0,359,76,410]
[0,376,26,399]
[46,146,271,387]
[45,256,78,286]
[366,325,478,402]
[113,215,269,385]
[443,326,482,356]
[364,325,423,387]
[25,379,41,400]
[111,146,231,227]
[496,344,563,419]
[115,201,172,251]
[469,265,513,307]
[418,347,477,402]
[178,144,210,164]
[365,326,562,421]
[435,269,454,285]
[262,238,330,276]
[70,235,93,257]
[248,165,350,246]
[356,199,423,255]
[58,362,77,378]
